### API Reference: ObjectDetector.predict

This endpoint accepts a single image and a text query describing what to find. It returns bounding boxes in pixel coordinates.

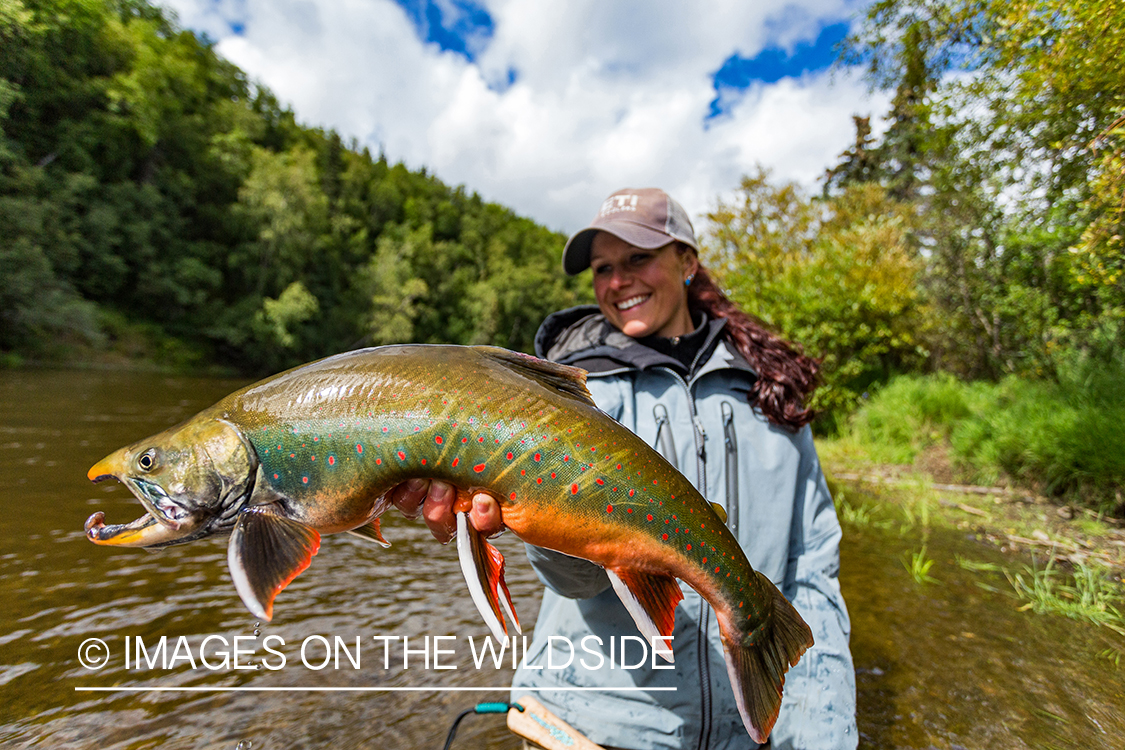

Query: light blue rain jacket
[511,308,857,750]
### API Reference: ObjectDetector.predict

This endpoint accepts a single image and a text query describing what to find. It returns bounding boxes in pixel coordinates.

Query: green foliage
[703,168,931,427]
[844,358,1125,513]
[843,0,1125,379]
[0,0,581,371]
[1005,558,1125,635]
[903,546,939,585]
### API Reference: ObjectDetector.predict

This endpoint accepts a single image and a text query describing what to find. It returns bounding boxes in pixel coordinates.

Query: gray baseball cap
[562,187,699,275]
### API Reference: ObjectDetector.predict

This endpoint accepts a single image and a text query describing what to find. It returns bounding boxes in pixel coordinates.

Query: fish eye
[137,449,157,472]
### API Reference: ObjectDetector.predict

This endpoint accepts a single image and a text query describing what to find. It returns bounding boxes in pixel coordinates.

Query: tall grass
[841,352,1125,513]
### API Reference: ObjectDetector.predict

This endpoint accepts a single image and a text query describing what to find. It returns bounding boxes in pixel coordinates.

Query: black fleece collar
[534,305,753,379]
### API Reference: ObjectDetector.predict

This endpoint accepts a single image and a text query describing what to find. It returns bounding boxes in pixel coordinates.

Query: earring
[684,274,695,286]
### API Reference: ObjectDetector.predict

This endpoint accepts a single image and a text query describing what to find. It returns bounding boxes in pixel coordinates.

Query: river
[0,368,1120,749]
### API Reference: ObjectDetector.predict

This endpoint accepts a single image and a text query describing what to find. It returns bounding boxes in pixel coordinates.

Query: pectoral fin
[347,518,391,548]
[227,506,321,622]
[606,568,684,662]
[456,511,521,642]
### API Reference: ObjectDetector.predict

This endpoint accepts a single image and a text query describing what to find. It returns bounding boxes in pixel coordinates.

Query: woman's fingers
[421,480,457,543]
[469,493,503,537]
[390,479,505,543]
[389,477,429,519]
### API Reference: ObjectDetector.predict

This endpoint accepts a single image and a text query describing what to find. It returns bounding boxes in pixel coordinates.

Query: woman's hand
[388,478,503,543]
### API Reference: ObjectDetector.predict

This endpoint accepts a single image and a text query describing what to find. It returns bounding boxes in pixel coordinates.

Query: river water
[0,368,1121,749]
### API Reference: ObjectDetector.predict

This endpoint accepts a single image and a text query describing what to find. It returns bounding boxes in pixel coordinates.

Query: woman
[395,188,856,750]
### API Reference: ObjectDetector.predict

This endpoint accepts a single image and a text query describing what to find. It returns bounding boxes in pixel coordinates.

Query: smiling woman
[406,188,857,749]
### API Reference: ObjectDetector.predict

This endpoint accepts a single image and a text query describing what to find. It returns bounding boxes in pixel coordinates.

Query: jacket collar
[534,305,757,382]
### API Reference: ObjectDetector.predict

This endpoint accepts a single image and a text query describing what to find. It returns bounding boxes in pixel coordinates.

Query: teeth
[616,295,649,310]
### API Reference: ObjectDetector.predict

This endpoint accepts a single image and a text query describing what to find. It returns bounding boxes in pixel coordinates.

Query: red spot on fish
[382,427,389,433]
[646,514,653,521]
[626,508,633,513]
[551,472,557,479]
[662,533,669,540]
[473,463,486,473]
[687,544,692,551]
[310,455,316,461]
[462,438,468,443]
[606,504,613,513]
[414,426,420,432]
[356,445,363,454]
[452,458,459,468]
[703,557,708,564]
[397,451,406,461]
[521,469,526,476]
[591,446,597,452]
[510,492,517,500]
[506,452,513,460]
[596,478,605,485]
[435,436,443,445]
[536,477,543,484]
[616,463,622,470]
[328,456,335,466]
[653,479,658,485]
[571,484,578,494]
[715,567,721,573]
[628,489,635,497]
[478,437,485,443]
[533,453,541,461]
[313,437,318,442]
[563,455,570,462]
[302,477,309,484]
[421,459,427,465]
[739,601,743,608]
[273,473,279,479]
[376,458,382,465]
[701,523,705,529]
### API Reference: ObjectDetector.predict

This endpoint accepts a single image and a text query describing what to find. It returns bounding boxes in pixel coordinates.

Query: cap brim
[561,221,678,275]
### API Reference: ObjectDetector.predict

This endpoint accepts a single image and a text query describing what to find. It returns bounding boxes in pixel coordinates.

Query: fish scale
[84,343,812,744]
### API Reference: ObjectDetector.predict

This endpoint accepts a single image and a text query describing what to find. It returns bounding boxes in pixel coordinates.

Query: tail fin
[717,571,814,744]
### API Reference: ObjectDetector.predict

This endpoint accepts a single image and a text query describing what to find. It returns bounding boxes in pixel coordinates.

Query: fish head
[85,417,257,548]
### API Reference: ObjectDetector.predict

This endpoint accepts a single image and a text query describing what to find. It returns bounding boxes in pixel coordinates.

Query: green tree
[704,168,929,425]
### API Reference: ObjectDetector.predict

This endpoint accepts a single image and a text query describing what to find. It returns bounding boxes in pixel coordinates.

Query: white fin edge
[227,523,270,622]
[456,512,508,644]
[605,569,674,663]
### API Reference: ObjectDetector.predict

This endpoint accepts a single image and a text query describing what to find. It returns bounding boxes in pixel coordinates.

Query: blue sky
[163,0,884,232]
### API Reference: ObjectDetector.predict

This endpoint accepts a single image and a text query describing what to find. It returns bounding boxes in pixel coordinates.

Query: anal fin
[606,568,683,662]
[456,511,521,642]
[227,506,321,622]
[348,518,391,548]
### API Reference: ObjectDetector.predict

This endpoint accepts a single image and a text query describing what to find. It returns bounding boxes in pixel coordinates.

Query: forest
[0,0,589,374]
[2,0,1122,510]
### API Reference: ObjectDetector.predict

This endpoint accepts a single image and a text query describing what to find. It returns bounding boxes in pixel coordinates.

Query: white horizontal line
[75,686,677,693]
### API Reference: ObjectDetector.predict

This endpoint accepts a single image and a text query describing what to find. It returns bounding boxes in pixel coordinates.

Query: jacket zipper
[654,367,712,750]
[721,401,739,537]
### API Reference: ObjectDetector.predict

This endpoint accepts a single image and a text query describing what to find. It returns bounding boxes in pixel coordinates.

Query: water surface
[0,368,1120,748]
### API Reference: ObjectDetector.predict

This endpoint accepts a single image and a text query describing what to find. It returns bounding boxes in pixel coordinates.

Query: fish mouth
[86,459,203,547]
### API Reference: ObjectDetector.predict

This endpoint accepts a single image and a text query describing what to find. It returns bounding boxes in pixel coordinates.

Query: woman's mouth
[616,294,650,311]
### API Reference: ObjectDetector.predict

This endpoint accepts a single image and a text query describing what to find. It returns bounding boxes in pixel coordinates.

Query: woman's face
[590,232,699,339]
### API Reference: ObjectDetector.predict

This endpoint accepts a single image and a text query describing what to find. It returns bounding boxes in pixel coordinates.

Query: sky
[161,0,888,235]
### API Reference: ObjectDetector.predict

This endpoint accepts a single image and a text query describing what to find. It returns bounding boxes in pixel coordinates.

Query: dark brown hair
[686,260,820,430]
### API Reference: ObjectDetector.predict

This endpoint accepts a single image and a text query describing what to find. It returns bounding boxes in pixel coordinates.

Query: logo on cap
[599,194,639,216]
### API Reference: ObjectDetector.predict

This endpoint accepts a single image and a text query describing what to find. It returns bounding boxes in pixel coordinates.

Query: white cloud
[161,0,889,235]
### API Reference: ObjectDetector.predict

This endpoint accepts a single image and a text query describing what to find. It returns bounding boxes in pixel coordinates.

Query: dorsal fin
[473,346,595,406]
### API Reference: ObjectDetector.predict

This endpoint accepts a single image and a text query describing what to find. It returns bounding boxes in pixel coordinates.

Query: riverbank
[822,441,1125,644]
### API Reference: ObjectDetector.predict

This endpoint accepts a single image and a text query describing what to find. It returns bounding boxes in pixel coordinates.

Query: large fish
[84,345,812,742]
